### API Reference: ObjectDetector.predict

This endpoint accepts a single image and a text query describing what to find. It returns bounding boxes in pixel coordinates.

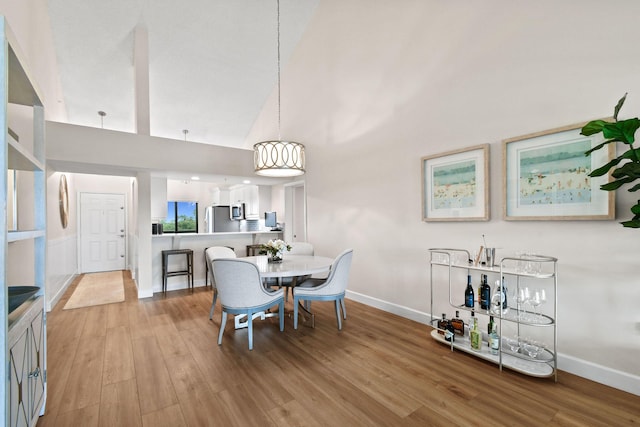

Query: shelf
[7,229,45,243]
[430,260,555,279]
[430,330,554,378]
[451,303,555,326]
[8,133,44,171]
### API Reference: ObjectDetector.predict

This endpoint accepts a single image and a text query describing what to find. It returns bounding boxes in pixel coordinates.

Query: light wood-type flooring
[37,271,640,426]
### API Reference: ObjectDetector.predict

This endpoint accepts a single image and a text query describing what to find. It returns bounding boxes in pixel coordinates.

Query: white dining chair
[293,249,353,330]
[212,258,285,350]
[205,246,236,319]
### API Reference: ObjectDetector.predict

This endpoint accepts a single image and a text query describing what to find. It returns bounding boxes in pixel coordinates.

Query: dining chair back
[293,249,353,330]
[212,258,285,350]
[206,246,236,319]
[288,242,314,256]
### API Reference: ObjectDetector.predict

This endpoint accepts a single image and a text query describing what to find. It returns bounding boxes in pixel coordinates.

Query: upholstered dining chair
[212,258,285,350]
[205,246,236,320]
[293,249,353,330]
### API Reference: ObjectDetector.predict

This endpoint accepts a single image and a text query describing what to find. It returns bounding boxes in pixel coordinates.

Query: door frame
[77,191,127,273]
[283,180,306,243]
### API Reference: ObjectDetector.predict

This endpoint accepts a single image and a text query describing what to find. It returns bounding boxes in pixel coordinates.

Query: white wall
[247,0,640,394]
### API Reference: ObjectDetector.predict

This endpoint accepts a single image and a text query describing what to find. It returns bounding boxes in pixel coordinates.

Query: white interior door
[284,182,306,242]
[80,192,126,273]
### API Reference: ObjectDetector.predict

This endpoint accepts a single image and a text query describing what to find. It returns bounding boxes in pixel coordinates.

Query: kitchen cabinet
[150,177,167,220]
[1,18,47,426]
[230,185,259,219]
[429,248,557,381]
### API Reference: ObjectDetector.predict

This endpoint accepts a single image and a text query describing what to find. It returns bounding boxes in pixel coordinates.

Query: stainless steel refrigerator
[204,205,239,232]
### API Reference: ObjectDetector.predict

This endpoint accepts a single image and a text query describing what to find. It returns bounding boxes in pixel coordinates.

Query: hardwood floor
[38,271,640,426]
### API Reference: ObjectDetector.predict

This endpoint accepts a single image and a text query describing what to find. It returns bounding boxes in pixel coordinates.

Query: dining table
[233,254,334,329]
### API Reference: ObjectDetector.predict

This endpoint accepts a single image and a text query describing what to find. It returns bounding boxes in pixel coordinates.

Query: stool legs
[161,249,194,293]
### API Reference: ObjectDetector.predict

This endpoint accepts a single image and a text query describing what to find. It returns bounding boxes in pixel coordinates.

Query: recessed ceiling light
[191,176,200,180]
[243,180,251,184]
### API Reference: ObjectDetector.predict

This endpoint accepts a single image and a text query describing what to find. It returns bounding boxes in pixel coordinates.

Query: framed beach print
[422,144,489,221]
[503,122,615,220]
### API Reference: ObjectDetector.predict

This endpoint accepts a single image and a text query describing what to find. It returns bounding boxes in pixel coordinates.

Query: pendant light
[254,0,305,177]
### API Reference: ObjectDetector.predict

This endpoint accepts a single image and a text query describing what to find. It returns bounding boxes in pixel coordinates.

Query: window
[163,201,198,233]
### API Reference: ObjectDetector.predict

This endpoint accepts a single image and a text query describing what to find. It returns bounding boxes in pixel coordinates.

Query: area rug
[63,271,125,310]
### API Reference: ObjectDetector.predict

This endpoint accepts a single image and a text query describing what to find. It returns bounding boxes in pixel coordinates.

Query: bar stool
[246,244,263,256]
[204,246,234,286]
[161,249,194,293]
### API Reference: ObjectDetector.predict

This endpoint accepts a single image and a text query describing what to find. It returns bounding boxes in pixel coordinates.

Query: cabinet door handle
[28,367,40,378]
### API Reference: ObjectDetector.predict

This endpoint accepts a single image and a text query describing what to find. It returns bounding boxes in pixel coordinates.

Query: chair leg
[247,310,254,350]
[293,296,299,329]
[218,311,227,345]
[209,289,218,320]
[279,301,284,331]
[340,298,347,319]
[335,299,342,330]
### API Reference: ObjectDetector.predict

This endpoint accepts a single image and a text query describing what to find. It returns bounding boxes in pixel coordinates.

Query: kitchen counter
[151,230,283,293]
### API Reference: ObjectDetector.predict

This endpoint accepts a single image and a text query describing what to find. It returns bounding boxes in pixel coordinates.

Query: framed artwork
[422,144,489,222]
[503,121,615,220]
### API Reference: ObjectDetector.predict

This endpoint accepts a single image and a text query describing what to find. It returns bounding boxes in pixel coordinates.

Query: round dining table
[243,255,334,280]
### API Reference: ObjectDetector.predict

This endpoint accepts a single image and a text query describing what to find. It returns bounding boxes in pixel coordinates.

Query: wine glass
[505,336,520,354]
[529,289,546,322]
[522,339,540,358]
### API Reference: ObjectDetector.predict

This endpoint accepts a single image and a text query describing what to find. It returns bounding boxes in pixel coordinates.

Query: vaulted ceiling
[47,0,319,150]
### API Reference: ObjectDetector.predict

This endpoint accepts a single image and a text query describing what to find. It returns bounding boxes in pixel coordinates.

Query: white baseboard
[47,273,77,311]
[345,290,640,397]
[558,353,640,396]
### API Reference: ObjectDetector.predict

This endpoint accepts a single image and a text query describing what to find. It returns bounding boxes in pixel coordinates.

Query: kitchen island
[152,231,283,293]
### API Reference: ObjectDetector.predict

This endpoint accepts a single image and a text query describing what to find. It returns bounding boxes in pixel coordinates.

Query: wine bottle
[464,275,474,308]
[451,310,465,336]
[487,315,494,337]
[489,323,500,355]
[499,276,508,310]
[470,317,481,351]
[480,274,491,310]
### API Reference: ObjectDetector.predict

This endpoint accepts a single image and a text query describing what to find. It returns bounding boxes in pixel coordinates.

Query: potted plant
[581,93,640,228]
[260,239,291,263]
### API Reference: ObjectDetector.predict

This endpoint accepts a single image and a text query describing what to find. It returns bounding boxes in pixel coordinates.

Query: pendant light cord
[277,0,281,141]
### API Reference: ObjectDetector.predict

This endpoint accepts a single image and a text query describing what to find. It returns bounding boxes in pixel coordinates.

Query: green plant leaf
[601,177,634,191]
[580,120,608,136]
[584,139,616,156]
[613,93,627,121]
[589,156,624,177]
[621,219,640,228]
[628,183,640,192]
[612,162,640,179]
[602,119,640,144]
[631,203,640,214]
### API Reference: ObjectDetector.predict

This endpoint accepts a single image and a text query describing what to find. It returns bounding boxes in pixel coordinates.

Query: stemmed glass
[505,336,520,354]
[514,287,530,321]
[529,289,546,322]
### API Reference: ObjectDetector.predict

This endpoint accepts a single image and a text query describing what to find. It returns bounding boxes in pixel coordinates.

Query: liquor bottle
[467,310,475,337]
[489,323,500,355]
[451,310,465,336]
[480,274,491,310]
[499,276,508,310]
[470,316,481,351]
[487,315,494,337]
[437,313,454,342]
[464,275,474,308]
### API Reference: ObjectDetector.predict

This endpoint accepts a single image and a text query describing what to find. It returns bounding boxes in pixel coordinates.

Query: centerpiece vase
[268,250,283,263]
